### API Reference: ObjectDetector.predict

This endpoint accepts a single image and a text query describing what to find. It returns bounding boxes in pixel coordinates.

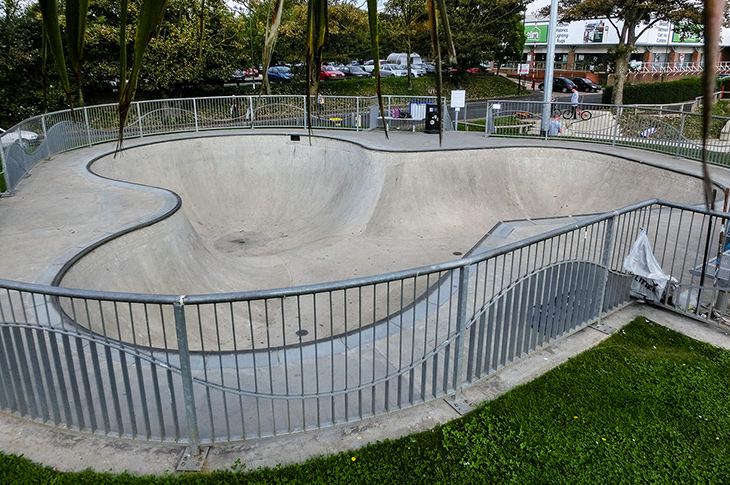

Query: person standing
[570,87,580,119]
[548,114,562,136]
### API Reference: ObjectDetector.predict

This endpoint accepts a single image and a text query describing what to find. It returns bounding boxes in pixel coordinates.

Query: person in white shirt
[570,88,580,119]
[548,114,562,136]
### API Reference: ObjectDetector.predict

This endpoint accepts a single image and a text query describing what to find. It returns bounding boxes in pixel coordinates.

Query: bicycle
[562,107,592,121]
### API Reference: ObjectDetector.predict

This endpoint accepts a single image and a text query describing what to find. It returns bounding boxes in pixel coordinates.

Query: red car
[320,65,345,80]
[467,67,481,74]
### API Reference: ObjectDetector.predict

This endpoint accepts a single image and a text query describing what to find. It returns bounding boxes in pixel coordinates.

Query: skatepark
[2,96,730,473]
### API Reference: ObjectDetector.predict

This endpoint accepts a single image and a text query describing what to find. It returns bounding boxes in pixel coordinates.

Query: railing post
[136,102,144,138]
[677,113,686,158]
[83,107,93,146]
[42,114,50,159]
[452,263,471,390]
[193,98,199,132]
[597,215,616,324]
[611,105,621,146]
[173,296,199,448]
[249,96,255,129]
[356,97,360,132]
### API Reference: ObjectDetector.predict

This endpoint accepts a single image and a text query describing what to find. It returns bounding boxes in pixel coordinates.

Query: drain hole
[295,329,309,337]
[453,251,463,256]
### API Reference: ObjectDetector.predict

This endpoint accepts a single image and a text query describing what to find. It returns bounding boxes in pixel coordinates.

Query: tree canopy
[442,0,527,71]
[548,0,706,104]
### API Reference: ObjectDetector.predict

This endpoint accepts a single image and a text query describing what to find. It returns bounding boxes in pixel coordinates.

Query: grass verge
[2,316,729,483]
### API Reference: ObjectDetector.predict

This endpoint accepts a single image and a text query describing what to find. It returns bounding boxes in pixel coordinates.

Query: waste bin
[425,103,439,134]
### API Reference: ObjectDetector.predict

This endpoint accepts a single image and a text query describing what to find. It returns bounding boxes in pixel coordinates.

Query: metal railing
[483,100,730,166]
[0,95,445,194]
[5,95,730,194]
[2,95,730,445]
[1,198,726,443]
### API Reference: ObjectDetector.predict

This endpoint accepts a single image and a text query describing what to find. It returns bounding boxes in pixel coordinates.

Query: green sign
[524,24,548,44]
[672,31,700,43]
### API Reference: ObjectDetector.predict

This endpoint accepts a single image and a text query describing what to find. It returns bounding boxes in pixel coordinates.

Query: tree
[548,0,706,104]
[383,0,429,88]
[442,0,527,72]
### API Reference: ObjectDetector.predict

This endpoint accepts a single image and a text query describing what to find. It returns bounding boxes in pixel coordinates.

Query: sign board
[517,64,530,75]
[524,24,548,44]
[522,18,707,46]
[450,90,466,109]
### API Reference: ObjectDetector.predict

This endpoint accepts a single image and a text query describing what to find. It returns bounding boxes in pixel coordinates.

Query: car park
[538,76,577,93]
[320,65,345,80]
[570,77,601,92]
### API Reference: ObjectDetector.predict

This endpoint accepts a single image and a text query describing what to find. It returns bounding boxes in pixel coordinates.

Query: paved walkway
[2,129,730,475]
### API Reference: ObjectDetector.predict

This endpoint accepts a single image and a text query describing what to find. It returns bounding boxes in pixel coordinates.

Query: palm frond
[305,0,327,136]
[38,0,74,109]
[434,0,456,63]
[426,0,442,144]
[118,0,169,150]
[198,0,206,60]
[366,0,388,139]
[65,0,89,105]
[263,0,285,95]
[701,0,724,211]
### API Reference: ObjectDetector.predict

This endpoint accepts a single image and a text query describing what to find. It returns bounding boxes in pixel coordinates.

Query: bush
[602,76,704,104]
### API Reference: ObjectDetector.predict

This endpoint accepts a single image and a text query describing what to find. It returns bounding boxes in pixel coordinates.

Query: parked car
[230,69,246,82]
[394,64,424,77]
[422,61,436,74]
[466,67,481,74]
[363,59,386,73]
[341,65,371,77]
[320,65,345,80]
[0,128,40,149]
[267,66,293,82]
[538,76,577,93]
[380,64,407,77]
[570,77,602,92]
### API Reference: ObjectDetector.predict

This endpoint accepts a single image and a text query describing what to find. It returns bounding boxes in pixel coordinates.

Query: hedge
[601,76,704,104]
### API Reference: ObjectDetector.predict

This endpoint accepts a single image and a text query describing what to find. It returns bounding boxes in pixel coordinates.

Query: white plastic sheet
[622,230,670,302]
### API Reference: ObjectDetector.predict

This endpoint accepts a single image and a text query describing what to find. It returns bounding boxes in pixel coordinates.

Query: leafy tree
[442,0,527,73]
[383,0,429,88]
[548,0,707,104]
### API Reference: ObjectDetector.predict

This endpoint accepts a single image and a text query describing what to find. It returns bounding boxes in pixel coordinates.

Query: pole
[541,0,559,135]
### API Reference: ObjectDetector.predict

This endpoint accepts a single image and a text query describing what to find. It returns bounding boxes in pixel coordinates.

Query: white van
[386,53,422,67]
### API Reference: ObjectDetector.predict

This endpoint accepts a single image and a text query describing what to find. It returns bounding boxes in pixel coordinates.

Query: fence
[483,99,730,166]
[2,95,730,445]
[0,197,727,443]
[0,95,446,194]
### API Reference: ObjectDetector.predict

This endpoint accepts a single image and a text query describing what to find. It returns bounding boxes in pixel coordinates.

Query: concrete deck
[2,129,730,475]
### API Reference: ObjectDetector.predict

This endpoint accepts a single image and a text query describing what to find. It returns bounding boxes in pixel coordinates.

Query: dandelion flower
[351,457,356,462]
[573,416,578,419]
[601,437,606,441]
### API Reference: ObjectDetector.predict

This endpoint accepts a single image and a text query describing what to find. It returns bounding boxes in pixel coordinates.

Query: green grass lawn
[2,316,730,484]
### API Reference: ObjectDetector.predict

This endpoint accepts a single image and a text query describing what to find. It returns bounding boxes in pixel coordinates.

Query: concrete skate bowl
[55,134,707,354]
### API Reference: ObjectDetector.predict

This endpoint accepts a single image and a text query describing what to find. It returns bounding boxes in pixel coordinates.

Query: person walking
[570,87,580,119]
[548,114,562,136]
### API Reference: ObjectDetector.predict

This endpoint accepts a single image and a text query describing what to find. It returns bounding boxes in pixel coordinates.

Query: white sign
[518,63,530,75]
[450,90,466,109]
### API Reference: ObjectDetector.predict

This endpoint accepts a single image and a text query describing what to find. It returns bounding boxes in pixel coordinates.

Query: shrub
[602,76,704,104]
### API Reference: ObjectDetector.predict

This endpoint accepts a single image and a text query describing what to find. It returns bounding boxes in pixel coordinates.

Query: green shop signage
[524,24,548,44]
